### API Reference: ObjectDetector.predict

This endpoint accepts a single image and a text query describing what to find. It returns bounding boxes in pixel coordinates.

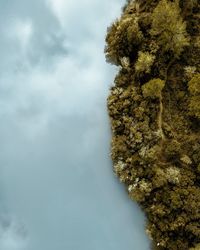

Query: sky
[0,0,150,249]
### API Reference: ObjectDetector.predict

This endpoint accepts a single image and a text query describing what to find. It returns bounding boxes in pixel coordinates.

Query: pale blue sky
[0,1,150,249]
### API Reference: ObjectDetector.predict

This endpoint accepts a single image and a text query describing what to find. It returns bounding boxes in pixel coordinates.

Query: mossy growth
[105,0,200,249]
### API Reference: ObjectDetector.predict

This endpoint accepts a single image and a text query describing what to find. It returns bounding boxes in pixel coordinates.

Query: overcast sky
[0,1,150,249]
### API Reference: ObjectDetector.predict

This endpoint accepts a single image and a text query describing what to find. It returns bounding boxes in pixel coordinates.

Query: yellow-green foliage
[135,51,155,74]
[188,74,200,118]
[151,0,189,57]
[142,78,165,98]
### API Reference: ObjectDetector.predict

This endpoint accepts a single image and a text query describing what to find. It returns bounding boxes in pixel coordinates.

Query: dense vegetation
[105,0,200,249]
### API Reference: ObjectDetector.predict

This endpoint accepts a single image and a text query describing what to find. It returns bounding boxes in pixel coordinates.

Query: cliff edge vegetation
[105,0,200,249]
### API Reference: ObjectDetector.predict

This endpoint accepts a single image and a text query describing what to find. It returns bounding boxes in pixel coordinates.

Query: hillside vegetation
[105,0,200,249]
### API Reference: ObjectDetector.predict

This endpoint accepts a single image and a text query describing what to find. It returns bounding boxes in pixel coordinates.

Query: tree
[150,0,189,57]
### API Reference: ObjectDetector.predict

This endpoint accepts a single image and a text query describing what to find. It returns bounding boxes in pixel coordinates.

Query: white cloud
[13,19,33,48]
[0,0,150,250]
[0,214,28,250]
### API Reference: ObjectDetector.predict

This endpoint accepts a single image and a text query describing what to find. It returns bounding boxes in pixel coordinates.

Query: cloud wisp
[0,0,150,249]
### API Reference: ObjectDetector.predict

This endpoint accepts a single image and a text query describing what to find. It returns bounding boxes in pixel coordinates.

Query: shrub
[135,51,155,74]
[142,78,165,98]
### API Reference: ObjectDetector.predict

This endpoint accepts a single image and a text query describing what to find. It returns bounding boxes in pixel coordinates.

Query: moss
[105,0,200,249]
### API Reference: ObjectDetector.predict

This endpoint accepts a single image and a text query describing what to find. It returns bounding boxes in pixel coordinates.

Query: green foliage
[188,73,200,94]
[135,51,155,74]
[197,164,200,173]
[142,78,165,98]
[188,96,200,119]
[164,139,181,158]
[190,243,200,250]
[150,0,189,57]
[128,179,152,202]
[188,74,200,118]
[105,16,143,65]
[184,66,197,80]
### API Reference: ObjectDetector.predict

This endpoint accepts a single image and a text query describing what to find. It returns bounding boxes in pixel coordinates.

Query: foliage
[190,243,200,250]
[188,96,200,119]
[105,16,143,65]
[135,51,155,74]
[188,73,200,94]
[188,74,200,118]
[150,0,189,57]
[142,78,165,98]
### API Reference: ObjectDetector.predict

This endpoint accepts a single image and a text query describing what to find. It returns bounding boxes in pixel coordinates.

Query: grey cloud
[0,0,150,249]
[0,0,67,72]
